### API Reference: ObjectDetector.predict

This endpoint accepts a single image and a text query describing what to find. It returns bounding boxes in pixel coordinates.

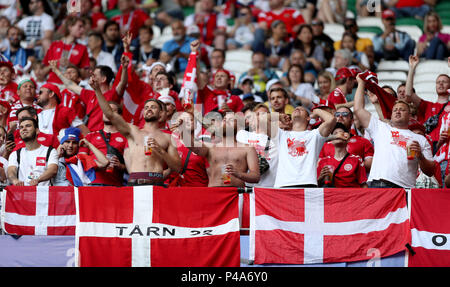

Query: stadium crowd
[0,0,448,189]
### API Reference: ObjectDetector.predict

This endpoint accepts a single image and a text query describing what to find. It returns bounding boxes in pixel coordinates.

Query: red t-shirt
[111,9,150,39]
[319,135,374,162]
[327,87,347,107]
[417,100,450,143]
[396,0,424,8]
[78,130,127,186]
[257,8,305,38]
[79,88,119,132]
[317,154,367,187]
[197,85,244,115]
[43,40,90,84]
[7,100,42,127]
[0,82,18,102]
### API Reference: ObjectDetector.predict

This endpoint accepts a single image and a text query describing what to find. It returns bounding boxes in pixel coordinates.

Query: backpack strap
[16,148,22,178]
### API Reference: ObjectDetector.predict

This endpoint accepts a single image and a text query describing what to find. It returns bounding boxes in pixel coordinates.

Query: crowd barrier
[0,186,448,267]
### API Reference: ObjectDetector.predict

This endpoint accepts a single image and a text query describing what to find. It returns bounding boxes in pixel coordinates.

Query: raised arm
[115,33,131,97]
[314,108,337,137]
[189,40,207,90]
[406,55,421,107]
[353,74,372,129]
[81,138,110,169]
[90,74,133,139]
[49,60,83,95]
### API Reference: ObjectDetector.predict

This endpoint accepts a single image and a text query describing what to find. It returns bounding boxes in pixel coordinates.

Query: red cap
[41,83,61,101]
[382,9,395,19]
[213,68,232,79]
[312,101,336,111]
[335,67,354,81]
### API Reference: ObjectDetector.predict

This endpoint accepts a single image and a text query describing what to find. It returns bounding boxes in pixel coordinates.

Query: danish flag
[75,186,240,267]
[249,187,410,264]
[1,186,76,235]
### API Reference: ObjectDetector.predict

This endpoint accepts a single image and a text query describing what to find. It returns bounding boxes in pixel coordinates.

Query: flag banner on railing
[249,188,410,265]
[409,188,450,267]
[75,186,241,267]
[1,186,76,236]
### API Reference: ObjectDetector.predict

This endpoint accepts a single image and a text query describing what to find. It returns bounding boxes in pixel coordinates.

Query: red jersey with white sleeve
[0,82,18,102]
[7,100,42,127]
[197,85,244,115]
[78,130,127,186]
[60,88,86,119]
[319,135,374,163]
[327,87,347,107]
[317,154,367,187]
[43,40,90,84]
[257,8,305,38]
[79,88,119,132]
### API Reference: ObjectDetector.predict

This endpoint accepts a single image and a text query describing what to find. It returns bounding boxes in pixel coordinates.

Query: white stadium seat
[225,49,253,64]
[396,25,422,44]
[357,31,376,41]
[414,73,438,84]
[442,25,450,34]
[378,80,402,91]
[356,17,384,30]
[414,60,449,75]
[377,71,407,82]
[377,60,409,72]
[323,23,345,42]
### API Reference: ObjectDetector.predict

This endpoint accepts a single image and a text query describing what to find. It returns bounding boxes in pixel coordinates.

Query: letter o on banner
[432,235,447,247]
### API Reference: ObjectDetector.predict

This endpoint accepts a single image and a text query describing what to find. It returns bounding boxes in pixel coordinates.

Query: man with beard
[102,20,124,70]
[3,26,34,71]
[178,109,260,187]
[79,101,128,186]
[91,75,181,186]
[36,82,88,136]
[7,117,58,186]
[160,20,196,74]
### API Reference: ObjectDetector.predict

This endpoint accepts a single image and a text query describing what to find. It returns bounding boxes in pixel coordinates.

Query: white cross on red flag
[249,187,410,265]
[75,186,240,267]
[1,186,76,235]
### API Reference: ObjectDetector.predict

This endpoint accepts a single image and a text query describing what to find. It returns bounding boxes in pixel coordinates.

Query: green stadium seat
[358,26,383,35]
[105,9,121,19]
[395,17,423,30]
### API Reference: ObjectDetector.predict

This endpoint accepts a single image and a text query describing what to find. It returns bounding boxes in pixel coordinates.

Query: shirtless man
[90,55,181,186]
[176,109,260,187]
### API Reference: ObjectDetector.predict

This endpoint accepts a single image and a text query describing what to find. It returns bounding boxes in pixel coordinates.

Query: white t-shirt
[38,108,83,135]
[366,116,433,188]
[90,50,117,73]
[236,130,279,187]
[16,13,55,42]
[291,83,318,105]
[8,145,59,186]
[275,128,327,187]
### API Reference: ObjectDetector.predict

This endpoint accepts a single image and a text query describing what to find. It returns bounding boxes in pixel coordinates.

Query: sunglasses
[335,111,350,118]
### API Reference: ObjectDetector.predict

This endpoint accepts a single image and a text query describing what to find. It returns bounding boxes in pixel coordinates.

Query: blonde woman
[417,11,450,60]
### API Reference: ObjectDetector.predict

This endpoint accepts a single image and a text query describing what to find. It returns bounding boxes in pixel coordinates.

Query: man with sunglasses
[333,18,373,53]
[319,106,374,173]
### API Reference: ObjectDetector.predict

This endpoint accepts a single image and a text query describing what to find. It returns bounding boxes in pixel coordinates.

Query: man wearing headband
[8,77,42,131]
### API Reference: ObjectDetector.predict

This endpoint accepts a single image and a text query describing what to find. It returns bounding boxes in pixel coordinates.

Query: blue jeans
[391,5,430,19]
[422,36,448,60]
[368,179,403,188]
